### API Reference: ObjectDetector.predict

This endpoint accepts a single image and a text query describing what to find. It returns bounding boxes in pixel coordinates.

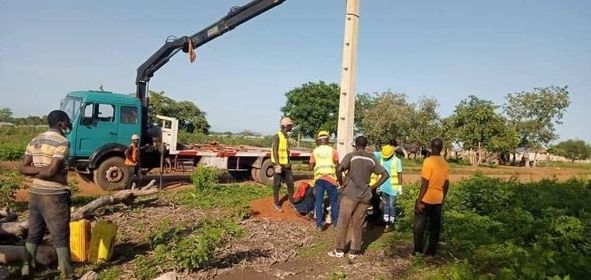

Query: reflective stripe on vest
[370,157,399,188]
[313,145,336,181]
[271,131,289,165]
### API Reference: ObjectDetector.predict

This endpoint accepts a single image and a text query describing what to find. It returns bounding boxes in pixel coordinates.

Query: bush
[190,166,221,192]
[0,168,23,209]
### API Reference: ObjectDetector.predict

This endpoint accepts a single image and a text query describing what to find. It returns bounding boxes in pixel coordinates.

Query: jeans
[381,193,397,223]
[273,167,294,206]
[413,202,443,255]
[27,192,71,248]
[314,179,339,228]
[335,195,368,253]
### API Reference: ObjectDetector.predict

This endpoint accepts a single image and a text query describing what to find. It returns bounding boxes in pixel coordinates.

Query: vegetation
[392,174,591,279]
[548,139,591,162]
[0,167,23,209]
[148,90,210,134]
[0,126,43,161]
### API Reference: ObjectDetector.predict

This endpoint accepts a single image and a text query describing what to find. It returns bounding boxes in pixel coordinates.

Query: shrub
[190,166,221,192]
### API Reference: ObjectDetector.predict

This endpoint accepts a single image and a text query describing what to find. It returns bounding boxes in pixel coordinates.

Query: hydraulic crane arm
[136,0,286,126]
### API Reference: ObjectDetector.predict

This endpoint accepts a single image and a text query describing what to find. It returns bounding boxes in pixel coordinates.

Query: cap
[317,130,329,139]
[131,134,140,140]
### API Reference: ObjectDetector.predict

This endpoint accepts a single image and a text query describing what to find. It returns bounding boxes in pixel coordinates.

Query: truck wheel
[258,159,274,186]
[93,157,129,191]
[250,167,260,182]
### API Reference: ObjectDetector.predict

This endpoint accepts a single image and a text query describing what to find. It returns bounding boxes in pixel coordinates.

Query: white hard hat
[280,117,293,127]
[131,134,140,140]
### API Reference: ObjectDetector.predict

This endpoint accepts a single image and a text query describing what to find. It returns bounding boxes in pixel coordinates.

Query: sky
[1,0,590,142]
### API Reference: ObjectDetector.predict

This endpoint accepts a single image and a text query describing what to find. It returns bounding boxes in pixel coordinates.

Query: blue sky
[1,0,590,142]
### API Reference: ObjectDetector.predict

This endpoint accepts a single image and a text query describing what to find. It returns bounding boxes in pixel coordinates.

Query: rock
[153,272,178,280]
[79,271,98,280]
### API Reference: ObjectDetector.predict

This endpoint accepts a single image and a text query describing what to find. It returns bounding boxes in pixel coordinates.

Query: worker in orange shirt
[125,134,140,188]
[413,138,450,256]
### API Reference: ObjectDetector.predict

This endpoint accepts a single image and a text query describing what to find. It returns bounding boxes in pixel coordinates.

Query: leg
[23,193,45,277]
[425,204,443,255]
[350,200,367,253]
[326,183,340,227]
[381,193,392,223]
[126,166,135,189]
[391,195,398,222]
[335,196,356,251]
[314,180,327,228]
[413,204,428,254]
[272,167,282,206]
[40,194,74,279]
[285,169,295,205]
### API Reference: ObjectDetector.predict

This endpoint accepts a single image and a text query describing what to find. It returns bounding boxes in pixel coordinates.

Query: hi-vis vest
[271,131,289,165]
[125,145,138,166]
[370,157,402,194]
[312,145,336,181]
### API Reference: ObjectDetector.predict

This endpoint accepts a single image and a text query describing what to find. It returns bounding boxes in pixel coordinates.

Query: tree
[0,108,13,122]
[148,90,210,134]
[452,96,519,165]
[359,91,415,146]
[281,81,340,138]
[504,86,570,150]
[548,140,591,162]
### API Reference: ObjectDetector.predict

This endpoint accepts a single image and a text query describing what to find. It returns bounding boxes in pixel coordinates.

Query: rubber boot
[22,242,38,278]
[56,247,75,280]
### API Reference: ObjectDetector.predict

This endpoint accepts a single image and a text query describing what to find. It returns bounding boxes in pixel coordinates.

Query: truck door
[117,105,141,145]
[76,103,118,156]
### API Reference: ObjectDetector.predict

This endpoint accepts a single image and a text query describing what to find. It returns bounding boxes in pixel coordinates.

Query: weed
[97,267,122,280]
[329,271,348,280]
[191,166,221,192]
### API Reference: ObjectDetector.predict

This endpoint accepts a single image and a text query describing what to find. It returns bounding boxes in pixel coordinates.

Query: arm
[397,172,403,185]
[442,179,450,201]
[308,153,315,171]
[272,134,280,166]
[371,170,389,189]
[35,158,65,180]
[19,155,42,176]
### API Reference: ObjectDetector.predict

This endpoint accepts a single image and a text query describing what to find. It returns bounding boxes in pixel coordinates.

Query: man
[309,131,339,231]
[19,110,75,279]
[372,143,403,229]
[413,138,450,256]
[271,117,296,212]
[329,136,389,259]
[125,134,140,188]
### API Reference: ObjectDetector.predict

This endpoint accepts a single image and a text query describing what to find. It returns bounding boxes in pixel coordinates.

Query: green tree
[149,90,210,134]
[281,81,340,138]
[548,139,591,162]
[452,96,519,165]
[0,108,13,122]
[359,91,415,146]
[504,86,570,150]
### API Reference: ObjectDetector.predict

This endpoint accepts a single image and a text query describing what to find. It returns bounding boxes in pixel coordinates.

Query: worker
[125,134,140,188]
[329,136,389,259]
[413,138,450,256]
[309,131,339,231]
[371,143,403,230]
[19,110,75,279]
[271,117,296,212]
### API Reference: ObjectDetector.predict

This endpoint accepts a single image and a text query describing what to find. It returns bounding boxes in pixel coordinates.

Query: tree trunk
[0,245,57,265]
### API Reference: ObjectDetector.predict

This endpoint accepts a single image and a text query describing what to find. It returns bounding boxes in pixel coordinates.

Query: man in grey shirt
[329,136,389,259]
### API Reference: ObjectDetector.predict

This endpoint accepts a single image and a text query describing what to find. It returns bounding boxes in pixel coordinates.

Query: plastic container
[88,220,118,264]
[69,219,91,262]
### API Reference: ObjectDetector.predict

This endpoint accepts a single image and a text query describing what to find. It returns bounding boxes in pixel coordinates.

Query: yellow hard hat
[317,130,329,139]
[381,145,395,158]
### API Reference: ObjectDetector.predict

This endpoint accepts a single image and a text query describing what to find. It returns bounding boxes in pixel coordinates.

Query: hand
[414,201,425,214]
[284,163,292,169]
[376,187,381,194]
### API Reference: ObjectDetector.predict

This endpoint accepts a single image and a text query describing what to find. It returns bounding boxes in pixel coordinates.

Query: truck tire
[93,157,129,191]
[250,167,260,183]
[258,159,274,186]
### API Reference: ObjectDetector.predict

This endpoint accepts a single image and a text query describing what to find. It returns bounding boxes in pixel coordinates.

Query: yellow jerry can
[88,220,118,264]
[69,219,91,262]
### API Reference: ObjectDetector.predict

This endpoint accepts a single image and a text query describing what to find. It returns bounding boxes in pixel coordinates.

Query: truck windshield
[60,96,82,121]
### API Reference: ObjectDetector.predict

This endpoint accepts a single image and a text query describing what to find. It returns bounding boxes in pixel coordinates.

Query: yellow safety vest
[370,157,401,194]
[312,145,336,181]
[271,131,289,165]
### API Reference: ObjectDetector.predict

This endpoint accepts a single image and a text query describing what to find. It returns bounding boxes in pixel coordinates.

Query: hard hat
[280,117,293,127]
[317,130,329,139]
[381,145,395,158]
[131,134,140,141]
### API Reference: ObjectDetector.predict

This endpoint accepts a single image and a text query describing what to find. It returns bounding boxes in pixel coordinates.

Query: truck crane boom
[136,0,286,129]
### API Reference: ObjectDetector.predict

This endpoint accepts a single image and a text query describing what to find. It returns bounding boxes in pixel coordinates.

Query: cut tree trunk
[0,245,57,265]
[0,221,28,238]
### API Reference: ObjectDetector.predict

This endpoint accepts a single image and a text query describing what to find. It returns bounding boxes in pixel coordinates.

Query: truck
[58,0,310,190]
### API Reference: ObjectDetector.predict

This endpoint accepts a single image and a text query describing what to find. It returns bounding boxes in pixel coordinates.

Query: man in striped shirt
[19,110,74,279]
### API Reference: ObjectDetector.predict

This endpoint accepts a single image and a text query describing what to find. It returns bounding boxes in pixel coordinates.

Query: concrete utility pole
[336,0,360,159]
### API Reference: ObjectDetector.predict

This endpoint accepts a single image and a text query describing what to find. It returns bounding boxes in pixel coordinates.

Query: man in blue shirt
[373,143,403,229]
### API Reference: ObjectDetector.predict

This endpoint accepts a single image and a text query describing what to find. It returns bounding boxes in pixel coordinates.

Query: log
[0,212,17,223]
[0,245,57,265]
[0,221,28,238]
[71,180,158,221]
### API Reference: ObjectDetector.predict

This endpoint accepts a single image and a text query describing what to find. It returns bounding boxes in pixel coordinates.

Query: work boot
[56,247,75,280]
[22,242,38,278]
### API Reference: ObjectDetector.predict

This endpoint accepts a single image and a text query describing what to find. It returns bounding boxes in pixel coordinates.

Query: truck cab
[61,90,143,190]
